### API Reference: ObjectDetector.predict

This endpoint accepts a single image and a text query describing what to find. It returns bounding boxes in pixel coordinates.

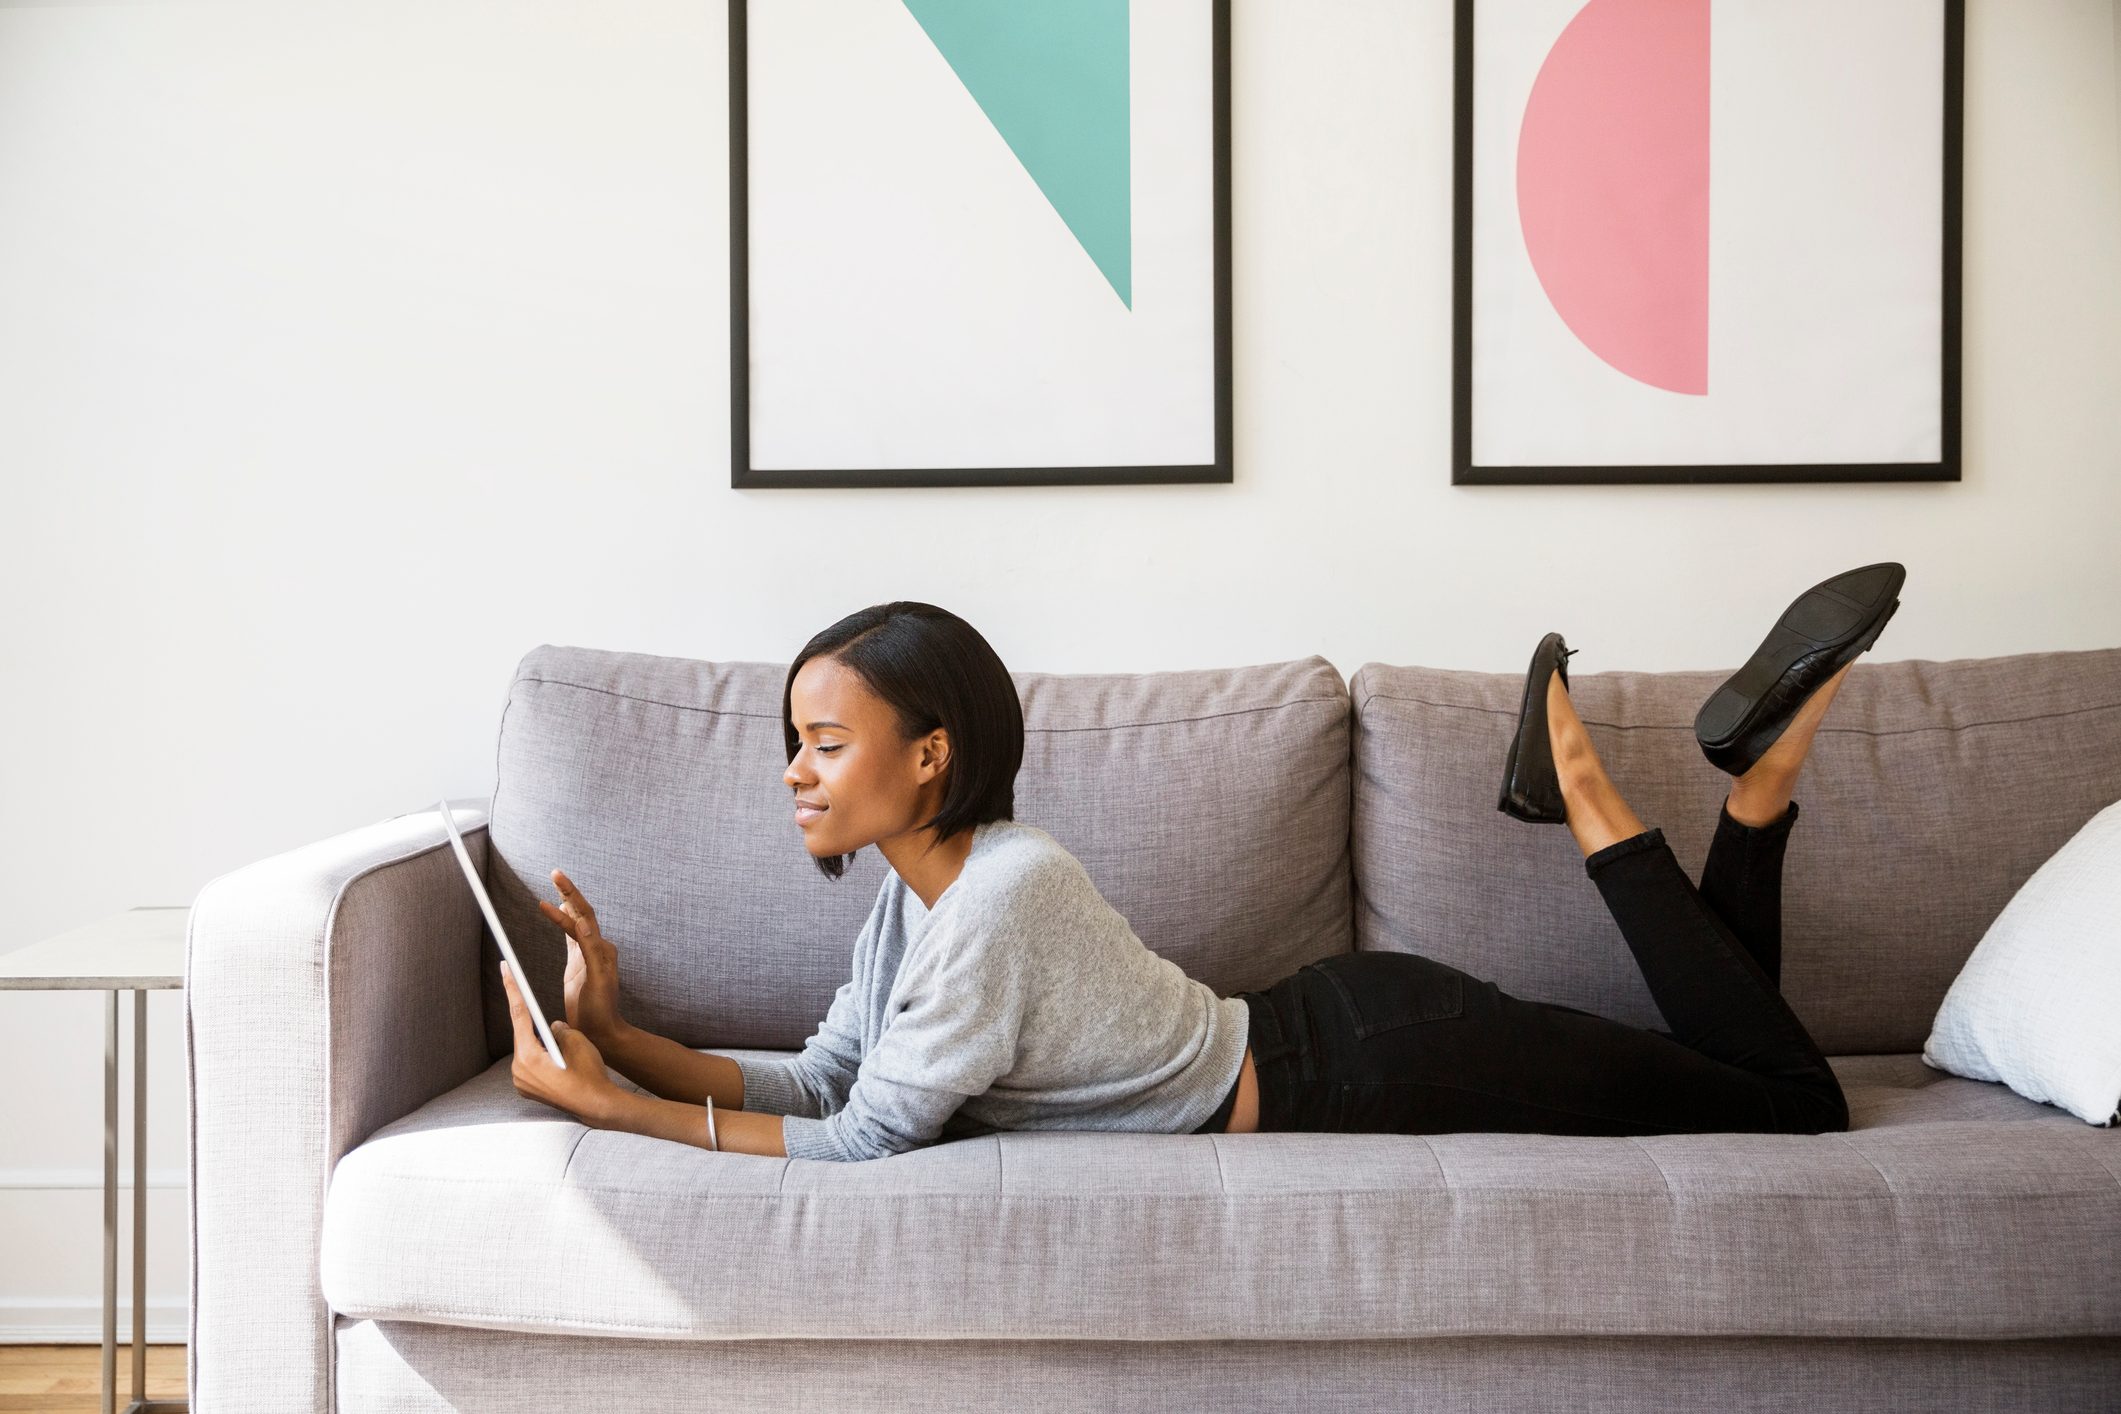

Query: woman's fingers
[539,893,600,939]
[540,876,616,964]
[550,868,599,921]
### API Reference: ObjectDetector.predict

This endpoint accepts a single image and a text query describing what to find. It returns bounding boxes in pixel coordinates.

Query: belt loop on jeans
[1291,976,1319,1085]
[1244,984,1314,1079]
[1242,992,1290,1065]
[1240,988,1312,1132]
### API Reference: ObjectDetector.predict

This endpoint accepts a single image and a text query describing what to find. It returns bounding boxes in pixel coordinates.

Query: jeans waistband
[1239,975,1326,1132]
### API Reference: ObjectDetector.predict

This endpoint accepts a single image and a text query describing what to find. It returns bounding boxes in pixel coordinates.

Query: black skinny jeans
[1200,800,1850,1138]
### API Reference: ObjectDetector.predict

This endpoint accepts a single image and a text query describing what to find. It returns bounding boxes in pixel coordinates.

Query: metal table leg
[134,987,149,1411]
[103,990,116,1414]
[103,987,185,1414]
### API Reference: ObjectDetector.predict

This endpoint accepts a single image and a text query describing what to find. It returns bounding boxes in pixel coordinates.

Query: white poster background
[1471,0,1945,468]
[746,0,1217,471]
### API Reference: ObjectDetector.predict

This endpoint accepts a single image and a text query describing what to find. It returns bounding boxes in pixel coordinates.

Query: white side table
[0,906,188,1414]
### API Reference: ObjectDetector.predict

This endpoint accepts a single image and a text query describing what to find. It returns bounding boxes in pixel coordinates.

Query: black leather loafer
[1498,631,1577,823]
[1695,562,1906,776]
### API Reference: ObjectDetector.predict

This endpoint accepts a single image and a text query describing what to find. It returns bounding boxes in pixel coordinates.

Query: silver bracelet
[705,1094,719,1152]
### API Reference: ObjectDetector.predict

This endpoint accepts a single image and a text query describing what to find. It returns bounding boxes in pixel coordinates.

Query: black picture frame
[1451,0,1965,486]
[729,0,1233,489]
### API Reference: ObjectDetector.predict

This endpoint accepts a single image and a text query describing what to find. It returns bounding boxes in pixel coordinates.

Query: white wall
[2,0,2116,1343]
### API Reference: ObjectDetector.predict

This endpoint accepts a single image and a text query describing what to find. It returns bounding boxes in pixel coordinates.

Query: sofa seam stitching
[1354,691,2121,739]
[1419,1136,1448,1193]
[2059,1135,2121,1194]
[1627,1138,1678,1204]
[1025,698,1346,733]
[510,678,785,723]
[327,1305,2109,1341]
[514,675,1345,733]
[339,1172,2103,1201]
[1828,1133,1901,1196]
[558,1126,591,1183]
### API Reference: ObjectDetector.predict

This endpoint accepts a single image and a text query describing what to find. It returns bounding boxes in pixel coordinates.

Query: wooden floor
[0,1346,187,1412]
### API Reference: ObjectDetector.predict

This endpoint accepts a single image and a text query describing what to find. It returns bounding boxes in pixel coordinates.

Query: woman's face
[784,654,950,857]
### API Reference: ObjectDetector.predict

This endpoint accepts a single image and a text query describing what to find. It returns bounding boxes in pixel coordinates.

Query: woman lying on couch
[502,565,1904,1159]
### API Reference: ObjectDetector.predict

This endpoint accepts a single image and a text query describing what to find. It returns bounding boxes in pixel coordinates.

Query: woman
[503,563,1902,1158]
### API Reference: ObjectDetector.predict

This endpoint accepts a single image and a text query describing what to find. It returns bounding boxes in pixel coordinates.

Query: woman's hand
[500,959,622,1126]
[539,867,629,1048]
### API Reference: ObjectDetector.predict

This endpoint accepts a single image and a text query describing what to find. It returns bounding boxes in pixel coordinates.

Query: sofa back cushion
[1350,648,2121,1055]
[479,645,1352,1059]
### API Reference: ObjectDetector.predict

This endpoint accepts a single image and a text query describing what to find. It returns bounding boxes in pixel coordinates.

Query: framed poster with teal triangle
[731,0,1232,487]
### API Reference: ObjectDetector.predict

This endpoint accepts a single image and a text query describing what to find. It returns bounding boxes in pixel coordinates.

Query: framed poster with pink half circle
[1452,0,1964,484]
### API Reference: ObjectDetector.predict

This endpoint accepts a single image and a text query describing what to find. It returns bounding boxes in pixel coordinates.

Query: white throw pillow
[1921,799,2121,1127]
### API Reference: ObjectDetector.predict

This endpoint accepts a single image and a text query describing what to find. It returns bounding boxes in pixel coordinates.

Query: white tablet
[437,800,567,1070]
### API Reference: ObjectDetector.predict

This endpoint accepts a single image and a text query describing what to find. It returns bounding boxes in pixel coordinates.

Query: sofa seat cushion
[318,1052,2121,1344]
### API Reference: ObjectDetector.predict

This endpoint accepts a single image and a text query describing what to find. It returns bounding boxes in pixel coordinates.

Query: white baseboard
[0,1174,191,1345]
[0,1298,188,1344]
[0,1167,187,1191]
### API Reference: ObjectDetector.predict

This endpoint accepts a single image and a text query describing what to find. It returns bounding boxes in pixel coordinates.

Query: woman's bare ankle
[1723,662,1851,823]
[1546,675,1647,856]
[1724,782,1792,828]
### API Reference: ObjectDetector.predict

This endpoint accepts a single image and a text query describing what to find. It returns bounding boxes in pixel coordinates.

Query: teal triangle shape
[903,0,1132,309]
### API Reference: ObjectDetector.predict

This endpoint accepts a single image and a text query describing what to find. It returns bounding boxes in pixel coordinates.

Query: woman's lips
[795,804,827,826]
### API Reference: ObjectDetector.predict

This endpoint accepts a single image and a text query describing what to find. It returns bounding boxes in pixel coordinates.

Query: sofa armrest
[185,802,494,1413]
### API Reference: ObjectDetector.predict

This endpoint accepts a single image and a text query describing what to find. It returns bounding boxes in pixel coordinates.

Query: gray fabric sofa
[185,642,2121,1412]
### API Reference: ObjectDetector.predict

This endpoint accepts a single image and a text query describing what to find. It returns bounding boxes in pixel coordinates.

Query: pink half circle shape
[1516,0,1709,395]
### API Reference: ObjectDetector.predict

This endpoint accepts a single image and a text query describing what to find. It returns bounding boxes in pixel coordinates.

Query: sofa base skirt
[334,1318,2121,1413]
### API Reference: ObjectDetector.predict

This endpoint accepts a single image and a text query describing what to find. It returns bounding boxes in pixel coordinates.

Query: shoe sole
[1695,563,1904,766]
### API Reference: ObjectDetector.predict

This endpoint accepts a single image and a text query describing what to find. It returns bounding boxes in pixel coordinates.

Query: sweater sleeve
[732,969,866,1120]
[780,916,1023,1163]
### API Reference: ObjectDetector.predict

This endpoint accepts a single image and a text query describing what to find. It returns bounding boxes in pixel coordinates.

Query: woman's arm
[597,1089,786,1157]
[598,1022,747,1110]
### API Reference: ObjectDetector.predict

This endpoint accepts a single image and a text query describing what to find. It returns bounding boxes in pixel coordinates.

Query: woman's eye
[817,745,841,754]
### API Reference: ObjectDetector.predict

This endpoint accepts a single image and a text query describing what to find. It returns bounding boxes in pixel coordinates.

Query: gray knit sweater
[733,818,1251,1162]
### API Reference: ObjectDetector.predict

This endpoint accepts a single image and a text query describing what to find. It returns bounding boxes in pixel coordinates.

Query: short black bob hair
[783,601,1024,881]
